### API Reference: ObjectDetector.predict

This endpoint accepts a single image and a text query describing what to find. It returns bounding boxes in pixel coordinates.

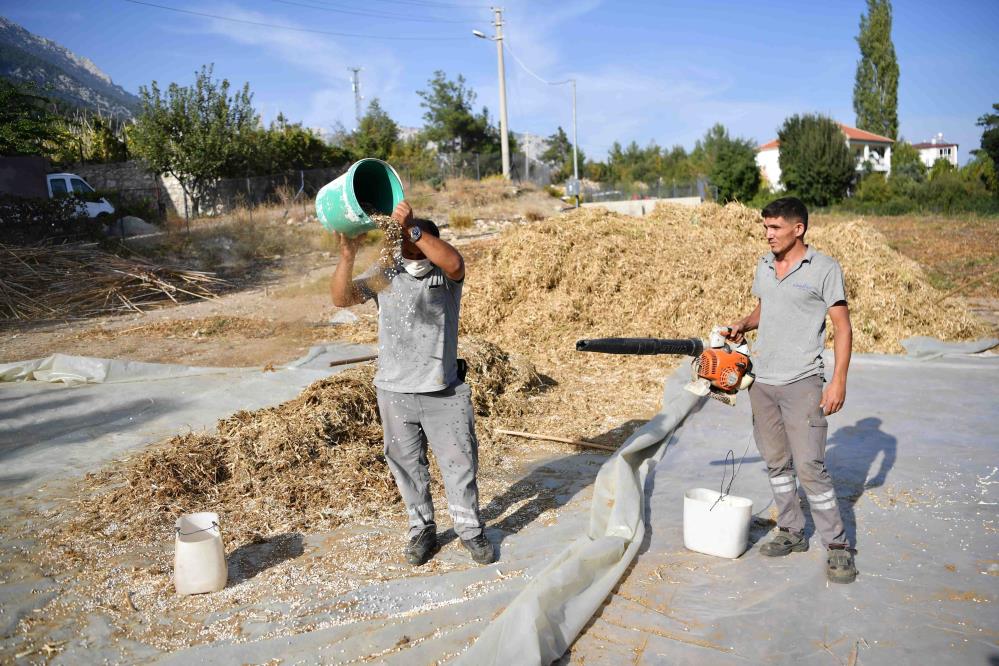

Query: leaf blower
[575,326,754,406]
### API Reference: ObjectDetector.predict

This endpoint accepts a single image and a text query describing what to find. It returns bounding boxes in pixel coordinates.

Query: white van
[46,173,116,218]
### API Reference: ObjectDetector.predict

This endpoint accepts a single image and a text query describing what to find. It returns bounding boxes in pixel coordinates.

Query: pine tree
[853,0,899,139]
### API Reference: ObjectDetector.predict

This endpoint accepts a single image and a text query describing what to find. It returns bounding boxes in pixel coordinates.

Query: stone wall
[70,160,187,218]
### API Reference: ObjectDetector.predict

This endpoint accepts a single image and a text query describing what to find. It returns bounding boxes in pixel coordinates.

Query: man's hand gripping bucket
[174,512,227,595]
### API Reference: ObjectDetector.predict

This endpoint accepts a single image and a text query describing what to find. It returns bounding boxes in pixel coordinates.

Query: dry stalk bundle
[0,244,225,321]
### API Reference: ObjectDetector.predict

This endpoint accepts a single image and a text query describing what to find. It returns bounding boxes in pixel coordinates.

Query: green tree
[688,124,759,201]
[348,99,399,161]
[0,79,68,157]
[540,126,584,181]
[712,140,760,202]
[130,65,257,214]
[777,114,855,206]
[853,0,899,139]
[255,113,345,173]
[889,140,926,181]
[961,153,998,196]
[417,71,500,154]
[976,102,999,175]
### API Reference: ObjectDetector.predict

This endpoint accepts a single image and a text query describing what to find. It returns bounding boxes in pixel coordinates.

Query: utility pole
[473,8,510,180]
[348,67,363,131]
[571,79,579,207]
[570,79,579,182]
[493,8,510,179]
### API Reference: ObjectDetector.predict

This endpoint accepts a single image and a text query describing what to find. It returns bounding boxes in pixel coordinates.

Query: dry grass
[813,211,999,297]
[449,211,475,230]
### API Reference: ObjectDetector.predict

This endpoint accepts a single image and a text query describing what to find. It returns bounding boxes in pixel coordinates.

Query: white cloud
[168,3,407,130]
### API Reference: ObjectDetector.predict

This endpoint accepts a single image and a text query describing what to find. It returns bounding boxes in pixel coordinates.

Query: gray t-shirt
[751,246,847,386]
[355,261,462,393]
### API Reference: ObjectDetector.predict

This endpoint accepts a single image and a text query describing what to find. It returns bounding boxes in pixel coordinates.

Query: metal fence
[582,177,715,203]
[201,151,558,217]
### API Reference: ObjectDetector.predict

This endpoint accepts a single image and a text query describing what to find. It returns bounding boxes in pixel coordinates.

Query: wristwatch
[407,226,422,243]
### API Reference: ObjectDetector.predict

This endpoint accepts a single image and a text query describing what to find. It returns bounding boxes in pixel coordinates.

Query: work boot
[760,528,808,557]
[404,526,438,566]
[461,533,496,564]
[826,546,858,584]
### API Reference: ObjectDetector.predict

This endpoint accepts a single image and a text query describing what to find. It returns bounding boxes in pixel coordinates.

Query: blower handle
[575,337,704,357]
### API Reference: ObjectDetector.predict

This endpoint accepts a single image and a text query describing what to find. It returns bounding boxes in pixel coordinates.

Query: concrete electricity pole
[474,8,510,179]
[494,8,510,179]
[348,67,363,131]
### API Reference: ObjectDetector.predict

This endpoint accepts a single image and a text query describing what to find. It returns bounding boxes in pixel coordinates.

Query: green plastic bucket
[315,158,405,237]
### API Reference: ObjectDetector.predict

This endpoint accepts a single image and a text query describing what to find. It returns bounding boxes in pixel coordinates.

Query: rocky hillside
[0,16,139,118]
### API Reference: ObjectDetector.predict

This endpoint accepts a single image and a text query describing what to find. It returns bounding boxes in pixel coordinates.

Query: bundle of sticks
[0,244,225,321]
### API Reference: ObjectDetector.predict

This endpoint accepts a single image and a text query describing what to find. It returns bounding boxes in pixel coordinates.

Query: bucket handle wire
[709,434,755,511]
[176,520,221,537]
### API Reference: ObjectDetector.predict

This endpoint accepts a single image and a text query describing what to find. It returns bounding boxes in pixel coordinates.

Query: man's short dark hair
[761,197,809,232]
[413,218,440,237]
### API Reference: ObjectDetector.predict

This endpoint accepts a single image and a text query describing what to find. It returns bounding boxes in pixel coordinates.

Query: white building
[756,122,894,190]
[912,134,958,168]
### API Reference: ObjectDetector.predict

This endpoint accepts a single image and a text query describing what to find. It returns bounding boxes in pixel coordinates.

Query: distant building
[912,133,959,168]
[756,122,894,190]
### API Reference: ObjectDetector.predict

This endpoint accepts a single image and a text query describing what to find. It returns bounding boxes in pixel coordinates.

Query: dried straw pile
[70,338,541,545]
[458,203,990,438]
[461,202,988,355]
[0,244,224,321]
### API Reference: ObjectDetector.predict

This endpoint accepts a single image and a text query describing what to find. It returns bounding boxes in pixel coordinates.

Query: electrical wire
[122,0,467,40]
[267,0,479,24]
[365,0,491,10]
[502,39,572,87]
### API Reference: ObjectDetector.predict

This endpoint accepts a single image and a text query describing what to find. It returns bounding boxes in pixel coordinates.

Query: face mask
[402,257,433,278]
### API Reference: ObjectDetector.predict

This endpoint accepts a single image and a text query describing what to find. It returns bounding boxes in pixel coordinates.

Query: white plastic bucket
[683,488,752,559]
[174,512,227,595]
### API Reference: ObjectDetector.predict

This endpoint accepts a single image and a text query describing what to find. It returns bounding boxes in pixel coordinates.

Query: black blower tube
[575,337,704,357]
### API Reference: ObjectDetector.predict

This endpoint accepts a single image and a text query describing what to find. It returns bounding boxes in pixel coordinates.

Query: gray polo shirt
[355,261,462,393]
[751,246,846,386]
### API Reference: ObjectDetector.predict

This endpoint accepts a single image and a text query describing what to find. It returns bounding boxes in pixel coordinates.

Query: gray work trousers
[376,383,484,540]
[749,374,848,547]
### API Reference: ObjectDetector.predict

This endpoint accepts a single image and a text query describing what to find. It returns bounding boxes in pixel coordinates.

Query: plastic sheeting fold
[461,369,704,664]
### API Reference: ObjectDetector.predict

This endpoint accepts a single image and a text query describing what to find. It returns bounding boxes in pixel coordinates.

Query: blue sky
[4,0,997,163]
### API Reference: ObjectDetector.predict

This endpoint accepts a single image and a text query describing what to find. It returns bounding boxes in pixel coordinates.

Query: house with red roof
[755,123,894,190]
[912,133,959,168]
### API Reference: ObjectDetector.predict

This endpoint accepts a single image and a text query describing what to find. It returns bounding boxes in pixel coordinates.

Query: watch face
[409,226,422,242]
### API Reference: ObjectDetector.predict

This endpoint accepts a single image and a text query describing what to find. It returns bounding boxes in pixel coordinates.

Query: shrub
[0,194,100,244]
[449,211,474,229]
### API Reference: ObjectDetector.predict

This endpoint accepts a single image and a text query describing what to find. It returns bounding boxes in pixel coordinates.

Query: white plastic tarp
[460,369,703,664]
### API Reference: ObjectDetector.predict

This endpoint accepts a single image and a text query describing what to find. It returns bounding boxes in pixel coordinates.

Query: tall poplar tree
[853,0,899,140]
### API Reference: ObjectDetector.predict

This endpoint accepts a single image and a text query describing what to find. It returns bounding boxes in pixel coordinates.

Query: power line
[366,0,491,10]
[502,40,571,87]
[267,0,478,24]
[122,0,467,40]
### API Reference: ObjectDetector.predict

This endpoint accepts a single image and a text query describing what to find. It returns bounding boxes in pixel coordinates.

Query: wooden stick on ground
[936,266,999,304]
[494,428,619,453]
[328,354,379,367]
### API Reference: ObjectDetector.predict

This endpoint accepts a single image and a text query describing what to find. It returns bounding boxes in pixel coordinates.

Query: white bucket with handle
[683,488,752,559]
[174,512,227,595]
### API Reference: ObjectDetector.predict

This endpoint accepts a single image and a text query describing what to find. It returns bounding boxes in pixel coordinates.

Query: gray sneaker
[404,526,438,566]
[461,533,496,564]
[760,528,808,557]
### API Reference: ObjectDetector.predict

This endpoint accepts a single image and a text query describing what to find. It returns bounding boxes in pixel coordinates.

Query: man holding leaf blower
[330,200,495,567]
[726,196,857,584]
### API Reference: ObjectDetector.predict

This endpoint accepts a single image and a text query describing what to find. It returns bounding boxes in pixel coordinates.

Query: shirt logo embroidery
[792,282,812,292]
